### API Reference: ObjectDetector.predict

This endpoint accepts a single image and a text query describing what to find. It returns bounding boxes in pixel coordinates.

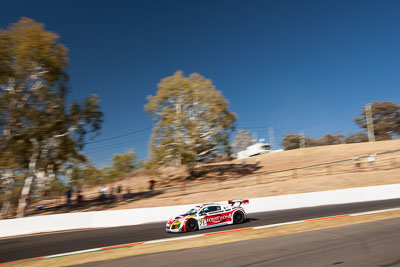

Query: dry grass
[14,209,400,267]
[31,140,400,214]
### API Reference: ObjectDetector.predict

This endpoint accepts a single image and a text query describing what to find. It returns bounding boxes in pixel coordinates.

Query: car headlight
[171,221,181,229]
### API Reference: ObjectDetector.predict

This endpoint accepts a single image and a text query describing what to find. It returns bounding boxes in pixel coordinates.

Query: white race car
[166,200,249,233]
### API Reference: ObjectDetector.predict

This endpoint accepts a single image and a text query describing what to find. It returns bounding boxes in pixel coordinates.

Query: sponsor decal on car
[205,212,232,225]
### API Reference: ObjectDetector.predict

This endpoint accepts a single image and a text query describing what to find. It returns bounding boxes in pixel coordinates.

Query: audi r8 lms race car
[166,200,249,233]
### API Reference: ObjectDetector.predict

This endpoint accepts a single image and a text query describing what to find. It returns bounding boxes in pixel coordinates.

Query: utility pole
[268,126,275,151]
[365,104,375,142]
[300,131,306,148]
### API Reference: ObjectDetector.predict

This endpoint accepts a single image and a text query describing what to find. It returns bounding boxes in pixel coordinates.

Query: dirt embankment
[28,140,400,216]
[93,140,400,190]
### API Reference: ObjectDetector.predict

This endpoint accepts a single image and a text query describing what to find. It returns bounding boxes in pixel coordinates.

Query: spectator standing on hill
[149,179,156,191]
[240,160,247,174]
[353,156,361,169]
[124,187,131,199]
[66,188,72,204]
[117,185,122,201]
[25,193,32,213]
[99,185,107,202]
[110,187,115,201]
[77,190,83,204]
[368,153,377,167]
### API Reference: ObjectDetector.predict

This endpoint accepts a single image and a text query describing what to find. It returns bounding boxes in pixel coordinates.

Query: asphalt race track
[76,217,400,267]
[1,198,400,263]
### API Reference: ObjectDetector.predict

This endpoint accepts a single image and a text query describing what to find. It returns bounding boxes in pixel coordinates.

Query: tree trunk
[16,139,40,218]
[1,186,13,218]
[35,171,46,197]
[46,163,56,192]
[0,171,15,218]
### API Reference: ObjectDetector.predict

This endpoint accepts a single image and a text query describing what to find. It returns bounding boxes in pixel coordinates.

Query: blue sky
[1,0,400,167]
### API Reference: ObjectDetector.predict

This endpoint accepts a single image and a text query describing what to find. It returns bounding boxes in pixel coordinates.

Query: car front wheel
[186,218,198,232]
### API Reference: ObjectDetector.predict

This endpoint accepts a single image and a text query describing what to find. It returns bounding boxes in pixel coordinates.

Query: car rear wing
[228,199,249,207]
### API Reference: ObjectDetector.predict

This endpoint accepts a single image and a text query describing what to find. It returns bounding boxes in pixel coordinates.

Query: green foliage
[281,134,301,150]
[145,71,236,166]
[101,167,120,182]
[354,101,400,141]
[68,151,139,186]
[316,133,345,146]
[282,132,370,150]
[345,132,369,144]
[47,179,66,197]
[142,160,161,176]
[69,166,84,187]
[0,18,103,203]
[101,151,138,181]
[0,18,68,86]
[70,165,104,186]
[84,165,104,185]
[112,150,137,174]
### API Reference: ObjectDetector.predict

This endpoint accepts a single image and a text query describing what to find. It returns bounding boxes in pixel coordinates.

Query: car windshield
[182,208,198,216]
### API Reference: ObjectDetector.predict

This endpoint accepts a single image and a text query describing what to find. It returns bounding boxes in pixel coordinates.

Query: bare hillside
[234,139,400,172]
[32,140,400,215]
[86,140,400,193]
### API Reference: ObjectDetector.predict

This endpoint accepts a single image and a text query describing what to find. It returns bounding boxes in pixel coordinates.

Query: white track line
[146,234,204,244]
[349,207,400,217]
[45,248,101,259]
[253,220,305,230]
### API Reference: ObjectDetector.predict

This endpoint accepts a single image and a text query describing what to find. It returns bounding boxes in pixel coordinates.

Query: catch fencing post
[365,104,376,142]
[326,165,332,175]
[257,175,262,184]
[182,183,186,195]
[392,158,397,169]
[218,180,223,190]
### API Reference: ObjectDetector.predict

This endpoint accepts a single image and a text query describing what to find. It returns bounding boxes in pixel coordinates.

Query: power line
[85,137,148,154]
[84,126,152,145]
[277,113,359,136]
[87,154,115,163]
[85,136,148,152]
[299,114,357,131]
[237,126,269,129]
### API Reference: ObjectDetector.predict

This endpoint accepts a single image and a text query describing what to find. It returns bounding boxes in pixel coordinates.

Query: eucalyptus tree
[0,18,103,217]
[232,129,254,154]
[354,101,400,141]
[111,150,138,175]
[145,71,236,167]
